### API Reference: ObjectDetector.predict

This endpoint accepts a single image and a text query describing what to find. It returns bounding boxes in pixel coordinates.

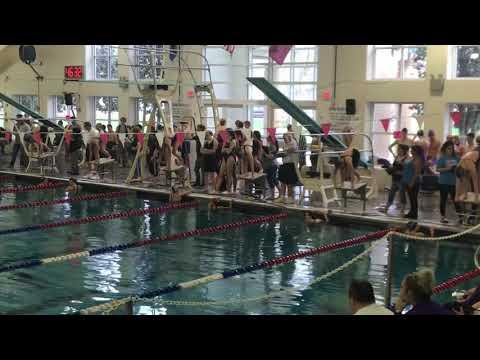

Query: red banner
[380,118,391,132]
[450,112,462,126]
[321,123,332,136]
[269,45,293,65]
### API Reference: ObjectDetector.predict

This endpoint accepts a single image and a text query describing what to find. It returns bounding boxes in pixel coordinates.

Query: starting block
[336,181,368,212]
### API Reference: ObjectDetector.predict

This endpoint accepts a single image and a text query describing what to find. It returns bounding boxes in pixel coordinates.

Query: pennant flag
[5,132,12,142]
[223,45,236,55]
[321,123,332,136]
[155,131,164,147]
[220,130,228,144]
[393,131,402,140]
[100,132,108,145]
[48,132,55,145]
[33,131,42,144]
[267,128,276,141]
[380,118,391,132]
[269,45,293,65]
[64,132,72,145]
[196,131,206,147]
[118,133,126,146]
[450,111,462,126]
[175,132,185,147]
[322,90,331,101]
[415,115,424,129]
[169,45,178,61]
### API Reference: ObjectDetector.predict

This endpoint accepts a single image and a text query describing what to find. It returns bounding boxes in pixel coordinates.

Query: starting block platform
[335,181,368,212]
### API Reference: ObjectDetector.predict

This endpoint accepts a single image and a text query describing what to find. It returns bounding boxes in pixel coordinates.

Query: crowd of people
[380,128,480,224]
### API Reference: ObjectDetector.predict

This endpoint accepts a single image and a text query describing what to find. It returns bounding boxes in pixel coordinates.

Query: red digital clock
[64,66,83,81]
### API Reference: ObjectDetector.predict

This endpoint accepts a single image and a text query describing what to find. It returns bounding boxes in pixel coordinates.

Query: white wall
[2,45,480,138]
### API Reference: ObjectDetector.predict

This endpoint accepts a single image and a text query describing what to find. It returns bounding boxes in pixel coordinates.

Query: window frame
[370,45,427,81]
[12,95,39,113]
[92,96,119,127]
[92,45,118,81]
[450,45,480,79]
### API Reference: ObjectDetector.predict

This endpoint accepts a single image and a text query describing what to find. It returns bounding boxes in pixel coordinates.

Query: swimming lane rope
[0,191,130,211]
[0,213,288,275]
[0,175,13,182]
[76,228,389,315]
[0,201,198,237]
[0,181,66,194]
[433,267,480,294]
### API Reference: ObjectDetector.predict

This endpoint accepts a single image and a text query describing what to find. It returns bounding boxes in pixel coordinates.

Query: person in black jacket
[193,124,206,187]
[69,125,83,175]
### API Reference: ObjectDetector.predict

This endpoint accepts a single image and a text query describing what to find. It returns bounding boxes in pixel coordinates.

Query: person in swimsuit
[215,129,236,194]
[413,129,429,155]
[242,121,255,178]
[83,122,100,180]
[201,130,218,193]
[426,129,441,162]
[334,127,361,189]
[208,197,232,211]
[65,177,81,195]
[169,184,191,203]
[465,132,476,153]
[304,209,331,224]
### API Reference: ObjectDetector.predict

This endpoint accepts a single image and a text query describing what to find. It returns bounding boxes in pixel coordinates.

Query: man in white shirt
[83,122,100,179]
[349,280,393,315]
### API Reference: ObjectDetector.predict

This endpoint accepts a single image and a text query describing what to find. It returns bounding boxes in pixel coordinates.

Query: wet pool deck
[0,165,476,242]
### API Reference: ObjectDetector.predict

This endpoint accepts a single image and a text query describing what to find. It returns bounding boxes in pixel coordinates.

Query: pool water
[0,179,479,315]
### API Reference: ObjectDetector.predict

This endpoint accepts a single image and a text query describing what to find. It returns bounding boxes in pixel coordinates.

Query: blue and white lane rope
[0,213,288,275]
[76,228,389,315]
[0,201,197,236]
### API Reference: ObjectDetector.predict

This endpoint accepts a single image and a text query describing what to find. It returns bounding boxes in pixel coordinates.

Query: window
[93,45,118,80]
[452,46,480,78]
[448,104,480,137]
[135,98,160,126]
[93,96,119,127]
[13,95,39,113]
[135,45,165,80]
[0,101,4,128]
[51,96,77,120]
[203,106,247,132]
[370,103,424,162]
[371,45,426,80]
[274,108,316,136]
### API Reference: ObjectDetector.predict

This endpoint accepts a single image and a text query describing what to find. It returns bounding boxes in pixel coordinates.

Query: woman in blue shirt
[436,141,461,224]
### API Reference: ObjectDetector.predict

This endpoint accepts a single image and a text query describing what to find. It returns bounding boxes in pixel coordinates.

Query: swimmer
[305,209,331,224]
[394,221,435,237]
[65,178,81,195]
[169,185,191,203]
[208,197,232,211]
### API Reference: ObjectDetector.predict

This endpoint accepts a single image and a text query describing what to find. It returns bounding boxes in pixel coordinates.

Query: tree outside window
[94,96,119,127]
[370,103,424,162]
[455,46,480,77]
[372,46,427,80]
[94,45,118,80]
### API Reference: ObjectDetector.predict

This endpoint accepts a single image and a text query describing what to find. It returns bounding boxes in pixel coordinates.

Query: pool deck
[1,167,478,242]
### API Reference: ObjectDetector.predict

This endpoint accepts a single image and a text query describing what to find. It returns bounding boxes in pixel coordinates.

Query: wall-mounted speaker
[19,45,36,65]
[346,99,356,115]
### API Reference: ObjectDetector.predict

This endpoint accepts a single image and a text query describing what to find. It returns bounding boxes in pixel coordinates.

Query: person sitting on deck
[169,184,191,203]
[394,269,454,315]
[304,209,331,224]
[349,279,394,315]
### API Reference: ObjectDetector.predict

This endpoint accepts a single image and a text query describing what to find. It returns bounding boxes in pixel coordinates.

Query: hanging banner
[155,131,165,147]
[380,118,391,132]
[33,132,42,144]
[117,133,126,146]
[64,132,72,145]
[267,127,276,140]
[321,123,332,136]
[415,115,424,129]
[220,130,228,144]
[393,131,402,140]
[450,111,462,127]
[269,45,293,65]
[196,131,206,148]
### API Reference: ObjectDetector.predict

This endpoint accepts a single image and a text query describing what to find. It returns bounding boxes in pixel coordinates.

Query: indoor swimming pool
[0,177,479,315]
